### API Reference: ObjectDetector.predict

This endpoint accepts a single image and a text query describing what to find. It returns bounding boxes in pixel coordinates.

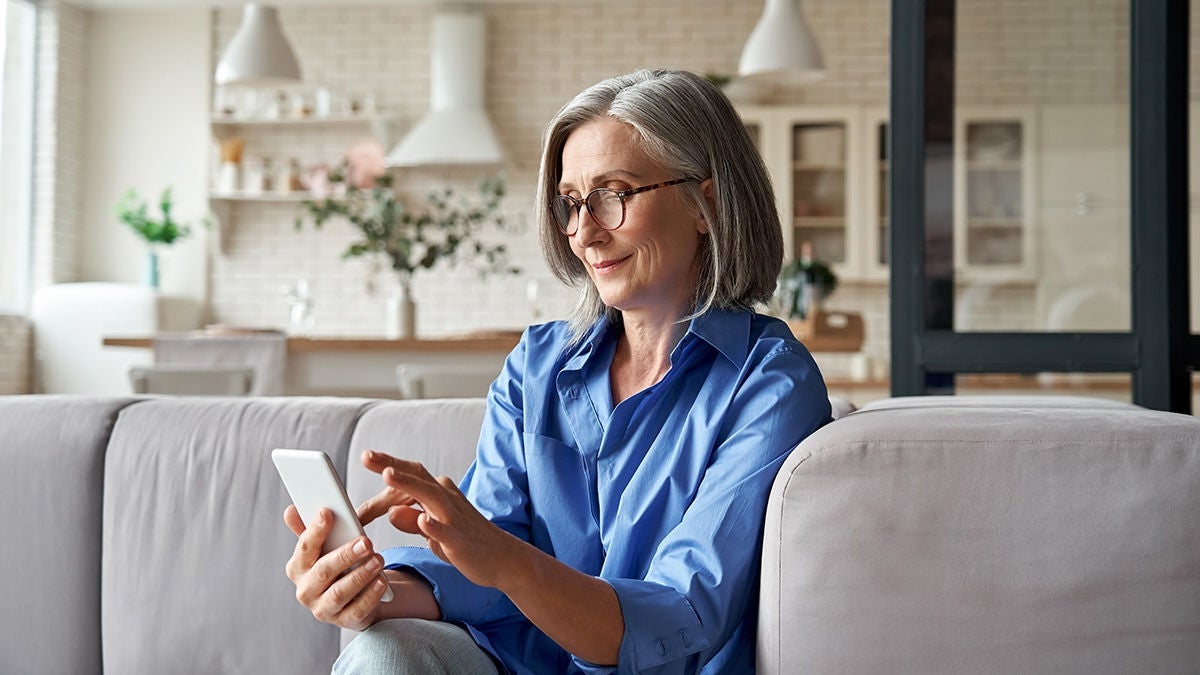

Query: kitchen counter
[102,332,520,398]
[102,333,521,353]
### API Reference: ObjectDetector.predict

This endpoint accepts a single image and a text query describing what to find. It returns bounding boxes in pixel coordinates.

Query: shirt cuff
[608,578,713,672]
[381,546,518,625]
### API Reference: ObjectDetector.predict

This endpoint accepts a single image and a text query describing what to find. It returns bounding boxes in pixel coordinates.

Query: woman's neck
[609,311,689,406]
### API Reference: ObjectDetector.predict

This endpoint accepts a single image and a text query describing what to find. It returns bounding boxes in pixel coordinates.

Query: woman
[285,69,831,674]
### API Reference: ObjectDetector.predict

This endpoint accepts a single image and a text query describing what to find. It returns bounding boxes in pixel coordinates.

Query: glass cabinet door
[864,108,890,280]
[737,105,789,250]
[954,108,1038,281]
[789,119,851,269]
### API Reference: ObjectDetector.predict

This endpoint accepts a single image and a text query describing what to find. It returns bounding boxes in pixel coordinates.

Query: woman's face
[558,117,708,321]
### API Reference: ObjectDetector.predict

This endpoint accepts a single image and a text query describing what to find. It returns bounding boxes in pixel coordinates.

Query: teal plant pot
[143,250,160,288]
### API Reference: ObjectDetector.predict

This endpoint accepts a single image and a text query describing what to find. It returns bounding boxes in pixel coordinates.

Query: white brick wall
[33,0,87,290]
[0,1,87,390]
[0,315,32,394]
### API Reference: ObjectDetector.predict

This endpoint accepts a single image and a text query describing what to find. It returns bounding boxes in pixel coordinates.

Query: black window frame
[889,0,1194,413]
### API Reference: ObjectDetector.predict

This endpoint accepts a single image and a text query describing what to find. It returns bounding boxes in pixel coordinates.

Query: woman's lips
[591,255,631,275]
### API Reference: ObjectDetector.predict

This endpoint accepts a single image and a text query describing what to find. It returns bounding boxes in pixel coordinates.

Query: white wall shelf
[210,114,391,141]
[208,106,388,256]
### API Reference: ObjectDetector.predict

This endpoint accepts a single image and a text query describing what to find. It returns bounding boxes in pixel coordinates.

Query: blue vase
[143,249,160,288]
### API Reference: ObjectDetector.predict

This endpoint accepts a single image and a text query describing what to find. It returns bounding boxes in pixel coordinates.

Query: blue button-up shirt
[382,308,830,674]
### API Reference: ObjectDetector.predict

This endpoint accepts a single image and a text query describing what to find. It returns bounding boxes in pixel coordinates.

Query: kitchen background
[1,0,1197,399]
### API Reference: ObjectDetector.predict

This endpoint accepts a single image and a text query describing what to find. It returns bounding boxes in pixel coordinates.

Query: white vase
[385,282,416,339]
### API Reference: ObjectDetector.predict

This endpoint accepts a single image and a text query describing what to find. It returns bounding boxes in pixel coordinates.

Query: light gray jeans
[333,618,499,675]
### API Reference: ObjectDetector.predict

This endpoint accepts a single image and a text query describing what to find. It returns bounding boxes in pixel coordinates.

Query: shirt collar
[683,308,752,366]
[560,317,613,375]
[562,307,753,373]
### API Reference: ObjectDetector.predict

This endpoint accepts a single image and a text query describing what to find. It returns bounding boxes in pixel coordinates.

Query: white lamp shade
[738,0,825,83]
[214,3,301,87]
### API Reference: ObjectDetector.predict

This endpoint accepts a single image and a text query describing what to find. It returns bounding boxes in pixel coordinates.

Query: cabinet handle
[1073,192,1095,216]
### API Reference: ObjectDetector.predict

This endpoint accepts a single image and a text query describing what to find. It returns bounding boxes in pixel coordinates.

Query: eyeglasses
[550,177,697,235]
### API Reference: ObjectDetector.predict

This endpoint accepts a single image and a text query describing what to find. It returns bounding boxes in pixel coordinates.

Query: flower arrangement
[115,187,203,245]
[294,141,519,293]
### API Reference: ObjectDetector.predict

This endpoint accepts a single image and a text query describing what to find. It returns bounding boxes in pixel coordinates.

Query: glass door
[781,108,860,278]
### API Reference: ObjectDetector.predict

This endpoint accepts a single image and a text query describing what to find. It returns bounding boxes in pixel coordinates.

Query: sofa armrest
[758,396,1200,673]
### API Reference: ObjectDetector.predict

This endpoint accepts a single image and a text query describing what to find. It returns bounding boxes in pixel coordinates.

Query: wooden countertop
[103,333,522,353]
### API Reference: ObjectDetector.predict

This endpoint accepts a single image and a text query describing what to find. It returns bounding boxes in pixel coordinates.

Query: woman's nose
[573,204,607,245]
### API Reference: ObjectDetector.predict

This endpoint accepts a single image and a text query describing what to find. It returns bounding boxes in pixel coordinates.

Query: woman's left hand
[357,450,518,589]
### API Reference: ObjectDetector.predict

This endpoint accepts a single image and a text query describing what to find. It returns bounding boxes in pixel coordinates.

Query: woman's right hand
[283,505,390,631]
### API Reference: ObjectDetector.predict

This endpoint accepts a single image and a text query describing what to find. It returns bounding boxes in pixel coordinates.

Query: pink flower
[344,140,387,190]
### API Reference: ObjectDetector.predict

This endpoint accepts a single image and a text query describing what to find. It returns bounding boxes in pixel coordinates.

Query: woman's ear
[696,178,715,234]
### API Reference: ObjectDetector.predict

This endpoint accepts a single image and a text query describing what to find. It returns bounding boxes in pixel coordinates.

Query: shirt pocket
[522,432,603,572]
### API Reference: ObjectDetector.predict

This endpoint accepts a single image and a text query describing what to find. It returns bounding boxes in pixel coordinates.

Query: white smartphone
[272,448,394,603]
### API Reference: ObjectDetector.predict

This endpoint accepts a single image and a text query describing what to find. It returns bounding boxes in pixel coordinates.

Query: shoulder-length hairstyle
[536,69,783,341]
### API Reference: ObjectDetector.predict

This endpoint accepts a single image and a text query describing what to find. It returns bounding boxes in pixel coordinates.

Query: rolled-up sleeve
[598,344,830,674]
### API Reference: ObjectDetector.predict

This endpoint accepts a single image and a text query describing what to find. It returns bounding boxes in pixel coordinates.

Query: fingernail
[366,557,382,572]
[352,539,368,555]
[374,578,386,592]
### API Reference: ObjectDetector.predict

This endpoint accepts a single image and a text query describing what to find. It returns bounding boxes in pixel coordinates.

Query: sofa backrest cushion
[0,396,135,675]
[344,398,487,551]
[100,396,373,675]
[758,396,1200,673]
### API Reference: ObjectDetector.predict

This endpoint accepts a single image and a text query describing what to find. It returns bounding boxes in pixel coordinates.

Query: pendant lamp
[738,0,825,83]
[214,3,301,87]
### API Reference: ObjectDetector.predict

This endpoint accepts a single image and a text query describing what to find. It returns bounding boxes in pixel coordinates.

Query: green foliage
[703,72,732,88]
[295,169,520,283]
[115,188,202,245]
[779,256,838,319]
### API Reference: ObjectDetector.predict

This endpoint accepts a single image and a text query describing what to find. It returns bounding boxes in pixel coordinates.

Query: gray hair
[536,69,783,341]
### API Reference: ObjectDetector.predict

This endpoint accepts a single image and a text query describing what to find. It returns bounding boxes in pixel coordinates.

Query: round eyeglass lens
[587,190,623,230]
[551,196,577,233]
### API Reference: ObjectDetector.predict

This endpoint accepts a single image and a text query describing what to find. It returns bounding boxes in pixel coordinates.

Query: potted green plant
[779,240,837,320]
[115,187,205,288]
[295,142,519,338]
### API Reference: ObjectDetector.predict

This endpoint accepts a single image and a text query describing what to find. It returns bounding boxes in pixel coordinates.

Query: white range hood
[386,9,504,167]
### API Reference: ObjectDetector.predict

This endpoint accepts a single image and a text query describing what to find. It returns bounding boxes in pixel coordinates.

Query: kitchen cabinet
[208,113,390,254]
[740,105,865,280]
[953,106,1039,283]
[740,104,1038,284]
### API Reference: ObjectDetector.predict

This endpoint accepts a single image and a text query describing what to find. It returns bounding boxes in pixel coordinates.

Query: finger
[387,504,425,535]
[366,452,438,484]
[426,537,449,564]
[286,509,332,581]
[302,536,374,606]
[283,505,305,537]
[361,449,408,475]
[382,466,451,519]
[313,552,385,622]
[357,486,416,525]
[330,573,390,629]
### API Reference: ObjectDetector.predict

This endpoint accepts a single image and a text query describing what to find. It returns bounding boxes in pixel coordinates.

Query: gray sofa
[1,393,1197,674]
